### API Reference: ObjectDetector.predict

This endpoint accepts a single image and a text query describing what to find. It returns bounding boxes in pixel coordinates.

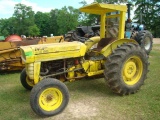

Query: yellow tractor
[20,3,149,117]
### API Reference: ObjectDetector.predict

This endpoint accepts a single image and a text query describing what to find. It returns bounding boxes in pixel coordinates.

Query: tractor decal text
[35,47,48,54]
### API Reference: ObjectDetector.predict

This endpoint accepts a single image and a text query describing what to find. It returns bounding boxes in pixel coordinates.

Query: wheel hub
[39,88,63,111]
[122,56,143,85]
[124,61,136,80]
[46,94,53,102]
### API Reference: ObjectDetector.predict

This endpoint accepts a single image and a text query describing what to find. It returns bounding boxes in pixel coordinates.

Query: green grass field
[0,44,160,120]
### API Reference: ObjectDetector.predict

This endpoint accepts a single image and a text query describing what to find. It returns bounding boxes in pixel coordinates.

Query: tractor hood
[20,42,86,63]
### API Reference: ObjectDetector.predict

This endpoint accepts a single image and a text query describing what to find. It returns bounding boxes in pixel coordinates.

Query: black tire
[64,30,91,43]
[130,31,138,40]
[136,30,153,55]
[30,78,69,117]
[104,43,149,95]
[20,68,33,90]
[64,30,77,42]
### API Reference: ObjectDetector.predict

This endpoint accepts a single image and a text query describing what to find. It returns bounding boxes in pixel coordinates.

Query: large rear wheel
[104,43,148,95]
[30,78,69,117]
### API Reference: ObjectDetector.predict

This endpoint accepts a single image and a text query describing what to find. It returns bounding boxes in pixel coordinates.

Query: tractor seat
[93,37,116,52]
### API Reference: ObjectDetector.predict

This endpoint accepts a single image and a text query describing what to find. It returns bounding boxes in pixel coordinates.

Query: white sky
[0,0,94,19]
[0,0,135,19]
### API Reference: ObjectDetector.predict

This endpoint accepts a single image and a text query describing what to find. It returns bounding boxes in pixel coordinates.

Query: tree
[133,0,160,37]
[34,12,50,36]
[0,19,9,36]
[28,24,40,37]
[13,3,35,36]
[0,29,9,37]
[56,6,79,35]
[49,9,59,36]
[0,18,16,36]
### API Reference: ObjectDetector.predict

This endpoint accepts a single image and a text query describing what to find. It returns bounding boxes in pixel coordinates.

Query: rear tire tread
[104,43,148,95]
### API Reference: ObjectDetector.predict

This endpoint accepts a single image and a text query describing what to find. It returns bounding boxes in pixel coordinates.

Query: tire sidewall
[137,30,153,54]
[119,49,148,92]
[140,32,152,53]
[30,78,69,117]
[20,68,33,90]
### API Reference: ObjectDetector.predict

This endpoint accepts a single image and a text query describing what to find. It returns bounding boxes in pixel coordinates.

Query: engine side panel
[20,42,87,63]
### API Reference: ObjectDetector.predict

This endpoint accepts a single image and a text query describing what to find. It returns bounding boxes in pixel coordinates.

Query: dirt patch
[68,100,99,118]
[45,97,128,120]
[153,38,160,44]
[69,101,99,118]
[46,99,100,120]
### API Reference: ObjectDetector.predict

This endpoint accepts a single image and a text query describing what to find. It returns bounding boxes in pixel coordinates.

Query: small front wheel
[20,68,33,90]
[30,78,69,117]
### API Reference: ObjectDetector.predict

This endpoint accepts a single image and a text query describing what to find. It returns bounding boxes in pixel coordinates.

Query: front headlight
[20,46,34,63]
[20,48,26,62]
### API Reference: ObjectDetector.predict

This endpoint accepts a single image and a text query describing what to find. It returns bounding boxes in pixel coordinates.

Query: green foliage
[0,29,9,36]
[35,6,80,36]
[28,24,40,37]
[133,0,160,37]
[34,12,50,36]
[13,3,35,36]
[1,0,159,38]
[0,18,15,36]
[56,6,79,35]
[49,9,59,36]
[0,3,80,37]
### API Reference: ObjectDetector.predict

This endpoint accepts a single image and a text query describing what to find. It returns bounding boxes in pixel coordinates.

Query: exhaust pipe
[127,3,132,19]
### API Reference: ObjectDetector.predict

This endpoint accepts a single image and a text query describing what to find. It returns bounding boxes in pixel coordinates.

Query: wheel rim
[26,77,34,87]
[122,56,143,85]
[39,88,63,111]
[144,36,151,51]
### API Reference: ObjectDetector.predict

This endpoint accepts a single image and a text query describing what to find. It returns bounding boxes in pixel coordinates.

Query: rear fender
[85,36,101,51]
[101,39,138,57]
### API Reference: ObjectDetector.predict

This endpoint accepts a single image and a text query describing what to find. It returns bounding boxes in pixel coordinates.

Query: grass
[0,44,160,120]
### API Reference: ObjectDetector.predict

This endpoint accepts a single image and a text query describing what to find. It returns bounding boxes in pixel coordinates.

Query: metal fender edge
[101,39,138,57]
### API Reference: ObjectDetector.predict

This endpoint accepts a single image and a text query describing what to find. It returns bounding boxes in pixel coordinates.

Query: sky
[0,0,94,19]
[0,0,135,19]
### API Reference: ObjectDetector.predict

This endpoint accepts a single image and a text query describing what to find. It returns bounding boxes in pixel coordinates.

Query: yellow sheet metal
[20,42,87,63]
[80,3,127,15]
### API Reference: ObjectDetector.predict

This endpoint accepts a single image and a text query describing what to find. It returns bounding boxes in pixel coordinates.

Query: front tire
[30,78,69,117]
[104,43,148,95]
[20,68,33,90]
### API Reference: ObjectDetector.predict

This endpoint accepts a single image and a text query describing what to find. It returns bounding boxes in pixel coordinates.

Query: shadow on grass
[0,70,21,75]
[66,77,119,98]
